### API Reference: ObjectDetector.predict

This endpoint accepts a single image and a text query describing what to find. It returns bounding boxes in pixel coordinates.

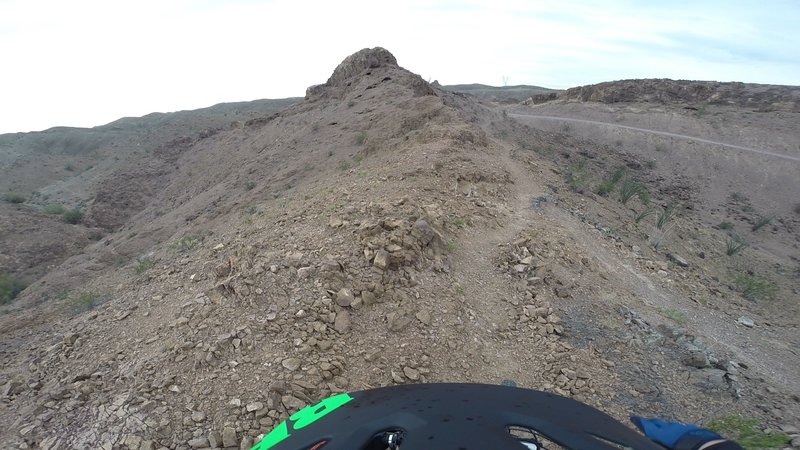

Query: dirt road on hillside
[509,113,800,162]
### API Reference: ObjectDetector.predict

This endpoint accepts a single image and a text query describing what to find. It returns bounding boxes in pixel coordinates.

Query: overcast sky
[1,0,798,134]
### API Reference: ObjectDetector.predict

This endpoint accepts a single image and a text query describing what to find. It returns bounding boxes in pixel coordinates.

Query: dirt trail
[509,113,800,162]
[448,144,548,383]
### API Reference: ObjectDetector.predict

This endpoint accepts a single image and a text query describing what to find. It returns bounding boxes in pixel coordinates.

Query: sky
[1,0,798,134]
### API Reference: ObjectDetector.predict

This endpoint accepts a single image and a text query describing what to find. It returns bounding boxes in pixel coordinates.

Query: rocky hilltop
[1,48,798,450]
[556,78,800,112]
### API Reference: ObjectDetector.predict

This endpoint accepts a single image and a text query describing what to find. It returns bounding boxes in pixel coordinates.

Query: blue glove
[631,416,722,449]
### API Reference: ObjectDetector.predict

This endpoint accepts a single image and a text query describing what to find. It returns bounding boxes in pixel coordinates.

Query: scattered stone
[246,402,264,412]
[736,316,755,328]
[403,367,420,381]
[222,427,237,448]
[282,395,306,411]
[297,267,314,279]
[188,437,209,449]
[415,310,432,325]
[667,253,689,267]
[190,411,206,422]
[685,351,710,369]
[373,249,390,270]
[282,358,301,371]
[336,288,354,307]
[513,264,528,273]
[334,311,351,333]
[208,431,223,448]
[241,436,254,450]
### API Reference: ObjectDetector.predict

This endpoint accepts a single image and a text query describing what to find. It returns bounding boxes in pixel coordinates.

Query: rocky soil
[1,48,798,449]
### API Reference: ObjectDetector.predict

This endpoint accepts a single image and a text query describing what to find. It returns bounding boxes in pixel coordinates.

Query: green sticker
[251,393,355,450]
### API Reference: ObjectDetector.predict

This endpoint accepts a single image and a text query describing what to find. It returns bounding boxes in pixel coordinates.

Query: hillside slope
[1,49,797,449]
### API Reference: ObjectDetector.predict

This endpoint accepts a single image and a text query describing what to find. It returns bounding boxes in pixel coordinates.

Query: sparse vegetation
[173,235,203,253]
[134,257,155,274]
[729,192,748,203]
[65,291,110,313]
[725,234,748,256]
[649,204,676,249]
[635,206,656,224]
[43,203,67,215]
[347,100,356,108]
[446,240,457,252]
[62,208,82,224]
[354,131,367,146]
[3,192,25,204]
[661,308,687,325]
[565,159,590,193]
[244,180,256,191]
[338,160,351,172]
[655,204,676,230]
[717,221,734,230]
[751,214,774,232]
[619,178,647,205]
[655,144,667,153]
[707,416,790,450]
[644,160,656,169]
[0,273,27,304]
[452,217,467,228]
[64,163,75,172]
[734,275,777,302]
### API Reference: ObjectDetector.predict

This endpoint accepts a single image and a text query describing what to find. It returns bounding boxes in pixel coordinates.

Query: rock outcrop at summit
[306,47,435,99]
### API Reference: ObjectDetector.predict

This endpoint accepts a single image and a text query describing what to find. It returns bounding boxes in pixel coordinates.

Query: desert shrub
[64,163,75,172]
[244,180,256,191]
[596,180,615,196]
[717,221,734,230]
[725,234,748,256]
[43,203,67,215]
[3,193,25,204]
[0,273,27,304]
[354,131,367,146]
[635,206,656,224]
[734,275,777,302]
[661,308,687,325]
[565,159,590,193]
[707,416,790,450]
[452,217,467,228]
[751,214,774,232]
[66,291,111,313]
[655,204,676,230]
[619,178,646,205]
[645,160,656,169]
[729,192,748,202]
[173,235,202,253]
[62,208,82,224]
[134,257,155,274]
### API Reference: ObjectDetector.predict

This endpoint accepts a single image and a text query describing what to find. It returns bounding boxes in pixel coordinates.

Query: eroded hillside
[1,49,798,450]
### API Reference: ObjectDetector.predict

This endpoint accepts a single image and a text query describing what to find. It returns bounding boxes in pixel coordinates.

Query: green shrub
[655,204,676,230]
[661,308,687,325]
[0,273,27,304]
[43,203,67,215]
[173,235,202,253]
[751,214,774,232]
[354,131,367,146]
[452,217,467,228]
[3,193,25,204]
[566,159,590,193]
[706,416,790,450]
[717,221,734,230]
[66,291,111,313]
[338,160,351,172]
[62,208,82,224]
[734,275,777,302]
[596,180,616,196]
[134,257,155,274]
[725,234,748,256]
[619,178,646,205]
[635,206,656,224]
